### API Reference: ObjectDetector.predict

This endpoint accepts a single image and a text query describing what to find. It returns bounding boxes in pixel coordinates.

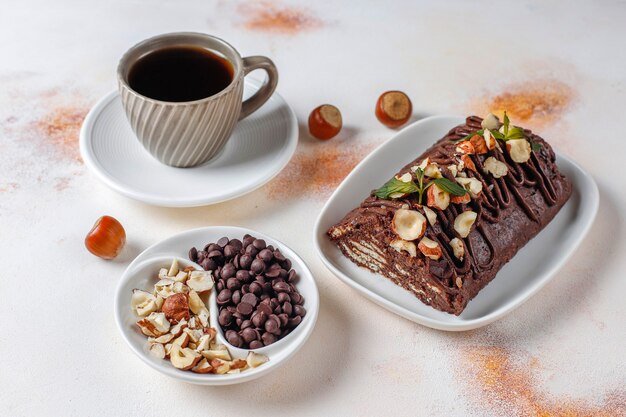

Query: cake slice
[327,114,572,315]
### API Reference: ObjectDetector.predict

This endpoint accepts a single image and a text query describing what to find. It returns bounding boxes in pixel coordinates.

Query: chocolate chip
[223,244,237,258]
[282,302,293,316]
[277,292,290,303]
[201,258,217,271]
[265,268,280,278]
[294,305,306,317]
[273,249,286,261]
[197,250,207,262]
[236,302,254,316]
[189,247,198,262]
[207,250,223,259]
[249,340,264,349]
[241,327,257,343]
[257,298,272,316]
[241,292,258,307]
[264,317,280,335]
[206,243,221,252]
[226,330,243,347]
[288,269,297,282]
[291,293,303,305]
[252,239,266,250]
[226,277,240,290]
[288,316,302,328]
[236,269,250,282]
[272,281,291,293]
[239,254,253,270]
[216,280,224,292]
[243,234,254,246]
[281,259,292,270]
[251,311,267,328]
[262,332,277,346]
[245,245,259,257]
[217,237,229,248]
[251,258,266,274]
[229,238,243,251]
[249,282,262,295]
[231,290,241,305]
[221,264,236,279]
[217,289,232,305]
[218,309,233,326]
[258,248,273,262]
[240,320,252,330]
[277,313,289,327]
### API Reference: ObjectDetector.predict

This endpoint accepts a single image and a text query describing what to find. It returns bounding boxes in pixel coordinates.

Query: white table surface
[1,1,625,416]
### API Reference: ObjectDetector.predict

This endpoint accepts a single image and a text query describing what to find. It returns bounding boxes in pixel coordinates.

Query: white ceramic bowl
[114,226,319,385]
[314,115,598,331]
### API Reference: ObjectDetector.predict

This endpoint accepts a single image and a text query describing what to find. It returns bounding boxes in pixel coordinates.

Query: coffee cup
[117,32,278,168]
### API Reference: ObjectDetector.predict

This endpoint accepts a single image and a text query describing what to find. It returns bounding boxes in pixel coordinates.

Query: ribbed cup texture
[119,77,243,168]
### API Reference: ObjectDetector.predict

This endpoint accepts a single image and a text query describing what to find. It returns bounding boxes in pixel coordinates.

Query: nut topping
[169,344,202,370]
[506,139,531,163]
[418,237,442,260]
[481,113,500,130]
[455,177,483,198]
[422,206,437,226]
[469,134,488,154]
[186,270,214,293]
[389,239,417,257]
[131,289,159,317]
[392,209,427,241]
[426,184,450,211]
[456,141,475,155]
[454,211,477,238]
[483,156,508,178]
[449,238,465,260]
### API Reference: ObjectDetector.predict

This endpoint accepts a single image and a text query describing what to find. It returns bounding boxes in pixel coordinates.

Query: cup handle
[239,56,279,120]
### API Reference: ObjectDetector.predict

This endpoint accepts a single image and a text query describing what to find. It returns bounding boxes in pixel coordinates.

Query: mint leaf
[491,130,505,140]
[531,141,543,152]
[503,111,510,136]
[504,126,526,141]
[451,129,484,144]
[374,177,419,199]
[432,178,468,196]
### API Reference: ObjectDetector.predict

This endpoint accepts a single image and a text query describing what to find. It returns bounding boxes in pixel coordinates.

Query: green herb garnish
[374,168,467,204]
[451,129,484,144]
[373,176,419,199]
[431,177,468,196]
[450,111,542,152]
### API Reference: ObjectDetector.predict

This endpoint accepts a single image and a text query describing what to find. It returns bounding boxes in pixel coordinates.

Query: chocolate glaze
[328,116,572,315]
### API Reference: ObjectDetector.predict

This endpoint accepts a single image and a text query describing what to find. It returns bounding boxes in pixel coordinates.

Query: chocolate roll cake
[327,114,572,315]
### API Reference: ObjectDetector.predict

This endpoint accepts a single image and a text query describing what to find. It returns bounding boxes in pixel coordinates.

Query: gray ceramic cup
[117,32,278,168]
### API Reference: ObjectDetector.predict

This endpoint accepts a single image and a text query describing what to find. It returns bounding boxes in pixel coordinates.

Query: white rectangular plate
[314,115,598,331]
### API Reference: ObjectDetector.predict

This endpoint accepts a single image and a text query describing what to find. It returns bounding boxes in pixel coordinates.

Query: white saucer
[80,79,298,207]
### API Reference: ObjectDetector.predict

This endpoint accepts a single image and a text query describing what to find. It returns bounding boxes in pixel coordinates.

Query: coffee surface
[128,46,234,102]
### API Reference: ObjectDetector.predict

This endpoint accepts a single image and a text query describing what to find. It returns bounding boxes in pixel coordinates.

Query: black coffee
[128,46,234,102]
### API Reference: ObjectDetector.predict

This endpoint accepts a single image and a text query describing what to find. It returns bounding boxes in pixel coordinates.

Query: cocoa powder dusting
[34,105,88,163]
[462,346,625,416]
[474,80,574,128]
[240,2,322,34]
[267,140,376,199]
